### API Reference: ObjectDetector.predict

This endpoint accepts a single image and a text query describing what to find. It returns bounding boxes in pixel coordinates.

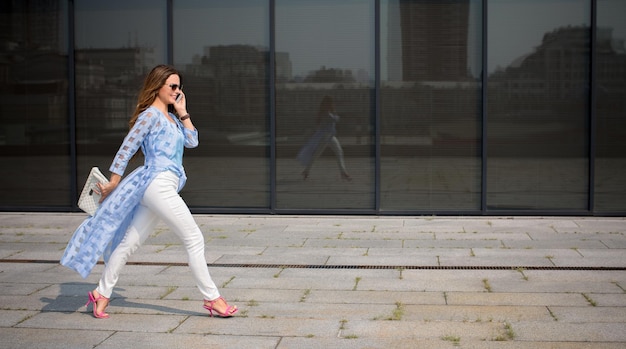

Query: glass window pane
[380,0,483,211]
[275,0,375,210]
[0,1,70,207]
[173,0,270,208]
[74,0,167,196]
[487,0,590,210]
[595,0,626,212]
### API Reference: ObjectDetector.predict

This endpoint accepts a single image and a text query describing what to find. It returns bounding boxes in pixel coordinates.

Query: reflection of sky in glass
[173,0,268,65]
[598,0,626,39]
[488,0,590,73]
[75,0,166,63]
[73,0,625,76]
[275,0,374,78]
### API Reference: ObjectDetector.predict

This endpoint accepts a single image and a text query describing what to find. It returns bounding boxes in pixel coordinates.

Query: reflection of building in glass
[383,1,478,141]
[596,27,626,93]
[596,27,626,158]
[75,47,154,86]
[183,45,291,140]
[489,25,625,122]
[487,25,626,158]
[304,66,355,83]
[193,45,269,133]
[490,26,593,101]
[275,51,292,82]
[0,0,66,145]
[74,47,154,141]
[387,0,471,82]
[0,1,60,50]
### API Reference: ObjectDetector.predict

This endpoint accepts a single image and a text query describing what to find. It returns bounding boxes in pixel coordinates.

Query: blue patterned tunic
[61,106,198,278]
[296,112,338,167]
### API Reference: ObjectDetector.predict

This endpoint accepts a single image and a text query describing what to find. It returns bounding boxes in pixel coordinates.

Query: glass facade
[74,0,167,205]
[487,0,591,211]
[0,1,69,207]
[275,0,375,210]
[0,0,624,216]
[172,0,270,208]
[595,0,626,213]
[380,0,482,211]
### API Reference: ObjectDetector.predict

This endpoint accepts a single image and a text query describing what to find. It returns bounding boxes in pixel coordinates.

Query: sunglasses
[166,83,183,91]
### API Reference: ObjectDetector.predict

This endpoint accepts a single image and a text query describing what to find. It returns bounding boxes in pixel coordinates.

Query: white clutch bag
[77,167,109,216]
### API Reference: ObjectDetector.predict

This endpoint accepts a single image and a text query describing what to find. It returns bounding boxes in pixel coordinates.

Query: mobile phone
[175,93,182,103]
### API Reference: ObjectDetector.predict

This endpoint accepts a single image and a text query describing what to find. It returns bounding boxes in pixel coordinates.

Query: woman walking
[297,95,351,181]
[61,64,237,319]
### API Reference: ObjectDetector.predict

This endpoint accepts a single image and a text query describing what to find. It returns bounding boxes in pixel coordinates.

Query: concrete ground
[0,212,625,348]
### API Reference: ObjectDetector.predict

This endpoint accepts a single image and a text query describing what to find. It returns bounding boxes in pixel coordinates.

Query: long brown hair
[317,95,335,123]
[129,64,181,129]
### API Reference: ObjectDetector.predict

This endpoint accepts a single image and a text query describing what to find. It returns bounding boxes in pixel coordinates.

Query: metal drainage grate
[204,263,625,271]
[1,259,624,271]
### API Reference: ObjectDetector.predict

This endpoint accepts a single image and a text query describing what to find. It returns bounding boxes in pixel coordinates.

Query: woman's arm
[96,173,121,203]
[97,110,157,202]
[109,111,157,176]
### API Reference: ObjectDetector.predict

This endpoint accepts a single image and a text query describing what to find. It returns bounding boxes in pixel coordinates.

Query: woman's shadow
[40,282,202,316]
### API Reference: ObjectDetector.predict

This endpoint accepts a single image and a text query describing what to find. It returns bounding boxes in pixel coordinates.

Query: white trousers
[304,136,348,174]
[96,171,220,301]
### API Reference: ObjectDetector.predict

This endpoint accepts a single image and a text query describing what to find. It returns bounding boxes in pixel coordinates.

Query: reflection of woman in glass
[297,95,351,181]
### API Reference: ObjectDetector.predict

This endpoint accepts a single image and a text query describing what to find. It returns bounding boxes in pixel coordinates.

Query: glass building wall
[594,0,626,212]
[0,0,624,216]
[172,0,270,208]
[380,0,483,211]
[486,0,591,211]
[0,1,69,207]
[73,0,167,201]
[275,0,376,210]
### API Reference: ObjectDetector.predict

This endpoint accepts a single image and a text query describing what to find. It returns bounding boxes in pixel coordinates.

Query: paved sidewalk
[0,213,625,348]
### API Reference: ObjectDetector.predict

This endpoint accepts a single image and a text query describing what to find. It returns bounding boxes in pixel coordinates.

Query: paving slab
[18,312,188,333]
[513,322,626,342]
[176,316,340,338]
[97,332,280,349]
[0,328,113,349]
[276,338,626,349]
[592,293,626,307]
[445,292,590,307]
[343,320,507,341]
[549,306,626,323]
[401,304,553,322]
[0,213,624,348]
[304,290,446,305]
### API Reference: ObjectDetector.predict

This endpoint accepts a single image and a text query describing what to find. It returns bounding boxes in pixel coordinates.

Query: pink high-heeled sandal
[86,291,110,319]
[203,297,238,318]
